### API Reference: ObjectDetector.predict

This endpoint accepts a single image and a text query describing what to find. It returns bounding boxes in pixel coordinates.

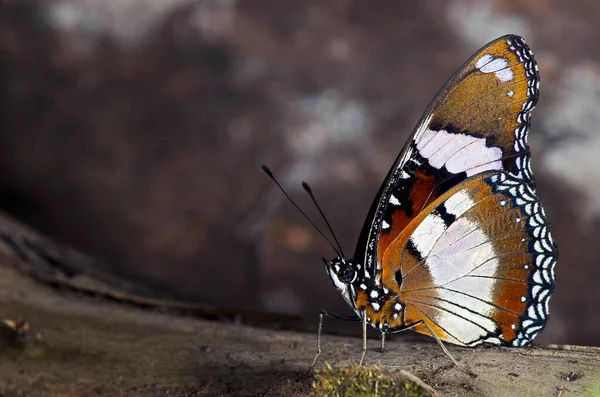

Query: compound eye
[338,266,356,284]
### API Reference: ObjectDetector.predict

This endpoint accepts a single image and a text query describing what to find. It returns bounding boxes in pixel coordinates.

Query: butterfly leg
[359,311,367,366]
[305,310,360,376]
[380,332,386,353]
[419,321,470,373]
[388,320,470,374]
[307,311,325,374]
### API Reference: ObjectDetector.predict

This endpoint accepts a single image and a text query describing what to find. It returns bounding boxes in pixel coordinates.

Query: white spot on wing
[417,130,458,167]
[445,138,503,176]
[409,213,448,258]
[444,276,497,306]
[443,190,474,216]
[429,219,497,281]
[476,54,514,82]
[381,220,390,229]
[390,195,401,206]
[416,129,502,177]
[475,54,493,69]
[417,291,497,344]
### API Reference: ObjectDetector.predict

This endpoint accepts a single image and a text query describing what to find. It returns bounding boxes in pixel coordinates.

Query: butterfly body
[324,35,556,348]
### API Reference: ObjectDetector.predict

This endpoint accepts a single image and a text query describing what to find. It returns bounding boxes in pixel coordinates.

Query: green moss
[583,374,600,397]
[313,363,433,397]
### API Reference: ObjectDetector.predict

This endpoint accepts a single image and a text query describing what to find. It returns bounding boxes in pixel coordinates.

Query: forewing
[355,35,540,284]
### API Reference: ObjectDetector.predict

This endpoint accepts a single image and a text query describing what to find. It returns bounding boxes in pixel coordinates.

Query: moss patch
[313,363,434,397]
[583,374,600,397]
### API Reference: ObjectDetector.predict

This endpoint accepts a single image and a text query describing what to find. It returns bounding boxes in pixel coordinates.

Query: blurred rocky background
[1,0,599,346]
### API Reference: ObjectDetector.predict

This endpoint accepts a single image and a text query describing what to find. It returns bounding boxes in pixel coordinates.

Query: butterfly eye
[338,265,356,284]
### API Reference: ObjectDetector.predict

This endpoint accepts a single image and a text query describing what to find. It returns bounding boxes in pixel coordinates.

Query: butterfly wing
[380,170,556,346]
[354,35,540,285]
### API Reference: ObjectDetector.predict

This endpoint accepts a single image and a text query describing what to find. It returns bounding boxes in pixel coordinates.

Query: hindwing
[376,171,556,346]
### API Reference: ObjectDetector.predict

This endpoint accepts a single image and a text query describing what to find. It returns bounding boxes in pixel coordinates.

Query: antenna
[262,165,341,257]
[301,181,345,258]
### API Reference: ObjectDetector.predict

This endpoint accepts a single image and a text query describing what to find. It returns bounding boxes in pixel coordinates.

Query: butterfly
[319,34,557,362]
[265,34,557,369]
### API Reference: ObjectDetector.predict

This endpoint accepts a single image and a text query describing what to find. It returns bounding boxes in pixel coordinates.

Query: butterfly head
[323,257,360,307]
[324,257,358,284]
